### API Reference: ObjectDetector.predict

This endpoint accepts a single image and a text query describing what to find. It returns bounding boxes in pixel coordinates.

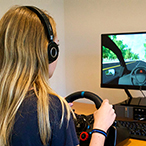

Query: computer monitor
[101,32,146,91]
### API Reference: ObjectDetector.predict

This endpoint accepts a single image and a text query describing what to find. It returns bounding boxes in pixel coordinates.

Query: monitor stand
[120,89,146,107]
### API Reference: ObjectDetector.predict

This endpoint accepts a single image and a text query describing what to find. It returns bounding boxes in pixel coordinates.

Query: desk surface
[72,102,146,146]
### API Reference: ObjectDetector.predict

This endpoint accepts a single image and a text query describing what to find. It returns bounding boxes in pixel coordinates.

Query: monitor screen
[101,32,146,90]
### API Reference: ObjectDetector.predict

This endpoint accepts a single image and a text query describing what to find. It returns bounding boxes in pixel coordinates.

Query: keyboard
[117,120,146,140]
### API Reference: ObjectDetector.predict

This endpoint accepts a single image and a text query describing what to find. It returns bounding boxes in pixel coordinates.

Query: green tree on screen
[103,46,117,59]
[103,35,139,60]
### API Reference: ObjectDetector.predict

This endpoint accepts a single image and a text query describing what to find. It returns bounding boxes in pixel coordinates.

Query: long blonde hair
[0,5,71,146]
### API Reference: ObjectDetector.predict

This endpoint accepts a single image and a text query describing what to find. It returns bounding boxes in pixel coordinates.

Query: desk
[72,102,146,146]
[116,138,146,146]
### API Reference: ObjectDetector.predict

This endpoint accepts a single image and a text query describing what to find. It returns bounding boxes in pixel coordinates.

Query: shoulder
[19,91,62,112]
[18,93,64,122]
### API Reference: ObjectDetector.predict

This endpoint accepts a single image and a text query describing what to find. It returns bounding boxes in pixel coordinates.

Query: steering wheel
[130,66,146,86]
[66,91,117,146]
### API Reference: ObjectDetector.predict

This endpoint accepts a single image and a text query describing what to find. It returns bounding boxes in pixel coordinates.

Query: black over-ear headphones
[26,6,59,64]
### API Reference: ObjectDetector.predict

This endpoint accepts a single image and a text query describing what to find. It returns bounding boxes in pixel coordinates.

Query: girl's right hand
[93,99,116,132]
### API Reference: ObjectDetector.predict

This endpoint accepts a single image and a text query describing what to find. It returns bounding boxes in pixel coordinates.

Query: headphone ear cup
[48,41,59,64]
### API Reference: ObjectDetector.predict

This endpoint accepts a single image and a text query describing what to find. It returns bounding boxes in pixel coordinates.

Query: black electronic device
[101,32,146,141]
[114,97,146,120]
[101,32,146,91]
[26,6,59,64]
[66,91,117,146]
[114,98,146,141]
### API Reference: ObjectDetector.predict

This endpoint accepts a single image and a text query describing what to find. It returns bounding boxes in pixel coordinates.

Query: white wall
[0,0,66,96]
[64,0,146,104]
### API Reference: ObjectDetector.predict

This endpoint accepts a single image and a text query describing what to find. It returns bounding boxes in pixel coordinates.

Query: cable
[140,86,146,98]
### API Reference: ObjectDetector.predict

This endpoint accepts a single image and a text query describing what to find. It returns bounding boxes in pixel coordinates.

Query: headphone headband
[25,6,53,42]
[25,6,59,64]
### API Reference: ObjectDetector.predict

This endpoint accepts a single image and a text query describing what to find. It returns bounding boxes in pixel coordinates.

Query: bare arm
[89,99,116,146]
